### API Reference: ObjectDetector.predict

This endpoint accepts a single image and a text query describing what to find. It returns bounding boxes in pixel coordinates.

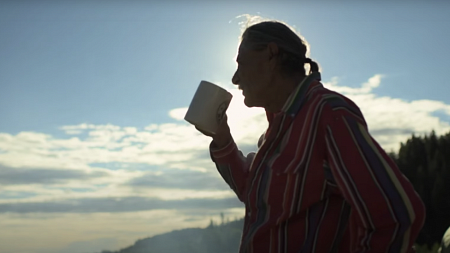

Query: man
[196,20,425,253]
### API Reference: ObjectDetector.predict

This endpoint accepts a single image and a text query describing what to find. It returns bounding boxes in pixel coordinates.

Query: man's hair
[238,15,320,77]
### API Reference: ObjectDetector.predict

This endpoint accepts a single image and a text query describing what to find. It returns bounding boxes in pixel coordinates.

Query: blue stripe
[329,201,351,253]
[324,94,363,119]
[300,200,327,252]
[345,116,411,252]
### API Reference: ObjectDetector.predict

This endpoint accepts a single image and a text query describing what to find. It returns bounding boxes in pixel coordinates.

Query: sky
[1,1,450,253]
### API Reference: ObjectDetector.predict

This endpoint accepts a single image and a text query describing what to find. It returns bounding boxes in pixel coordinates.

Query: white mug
[184,80,233,135]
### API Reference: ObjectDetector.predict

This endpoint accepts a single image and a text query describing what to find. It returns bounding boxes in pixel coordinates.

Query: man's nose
[232,70,239,85]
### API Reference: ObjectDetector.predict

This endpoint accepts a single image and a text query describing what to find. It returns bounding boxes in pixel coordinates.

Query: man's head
[232,21,319,108]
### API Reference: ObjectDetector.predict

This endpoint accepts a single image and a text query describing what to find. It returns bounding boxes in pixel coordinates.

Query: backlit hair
[236,14,320,77]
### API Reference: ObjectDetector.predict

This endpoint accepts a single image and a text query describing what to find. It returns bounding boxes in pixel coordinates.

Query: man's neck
[264,75,306,113]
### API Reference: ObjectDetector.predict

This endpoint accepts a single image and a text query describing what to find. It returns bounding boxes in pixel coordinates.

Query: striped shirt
[210,72,426,253]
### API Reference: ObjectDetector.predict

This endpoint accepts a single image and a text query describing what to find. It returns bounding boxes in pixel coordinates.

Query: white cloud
[325,74,383,94]
[1,73,450,206]
[169,108,188,121]
[323,75,450,151]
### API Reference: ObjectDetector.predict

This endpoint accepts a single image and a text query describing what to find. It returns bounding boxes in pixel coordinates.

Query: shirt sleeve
[210,138,255,202]
[324,108,426,253]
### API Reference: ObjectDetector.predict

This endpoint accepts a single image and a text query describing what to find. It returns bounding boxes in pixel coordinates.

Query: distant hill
[98,218,244,253]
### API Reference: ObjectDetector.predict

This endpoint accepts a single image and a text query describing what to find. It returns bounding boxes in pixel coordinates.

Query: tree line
[391,130,450,248]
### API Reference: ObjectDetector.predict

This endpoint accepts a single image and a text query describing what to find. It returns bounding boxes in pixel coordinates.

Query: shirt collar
[265,72,322,124]
[280,72,321,115]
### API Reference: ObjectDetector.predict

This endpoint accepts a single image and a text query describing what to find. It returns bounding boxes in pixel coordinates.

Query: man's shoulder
[307,85,365,121]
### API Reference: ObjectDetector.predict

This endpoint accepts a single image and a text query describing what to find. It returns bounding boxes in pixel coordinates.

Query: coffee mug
[184,80,233,135]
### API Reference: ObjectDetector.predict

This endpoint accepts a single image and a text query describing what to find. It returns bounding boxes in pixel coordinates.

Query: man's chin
[243,97,258,108]
[243,98,253,108]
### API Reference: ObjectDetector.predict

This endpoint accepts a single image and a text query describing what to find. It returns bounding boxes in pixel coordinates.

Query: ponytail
[304,58,319,74]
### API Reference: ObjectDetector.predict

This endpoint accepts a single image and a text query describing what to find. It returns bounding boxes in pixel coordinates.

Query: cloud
[369,128,414,136]
[0,73,449,212]
[0,165,109,185]
[124,169,230,191]
[325,74,383,94]
[0,124,211,170]
[0,196,243,213]
[169,108,188,121]
[323,75,450,151]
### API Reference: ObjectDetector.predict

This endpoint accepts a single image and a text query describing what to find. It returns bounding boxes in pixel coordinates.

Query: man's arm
[324,108,426,253]
[210,138,254,202]
[196,114,253,202]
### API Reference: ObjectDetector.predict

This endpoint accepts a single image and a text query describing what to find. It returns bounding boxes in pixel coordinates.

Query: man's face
[232,42,273,108]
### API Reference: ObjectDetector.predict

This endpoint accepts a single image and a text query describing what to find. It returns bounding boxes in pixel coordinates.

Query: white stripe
[213,144,237,158]
[285,95,322,172]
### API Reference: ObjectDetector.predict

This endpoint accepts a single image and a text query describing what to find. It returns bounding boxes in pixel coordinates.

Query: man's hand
[195,114,232,149]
